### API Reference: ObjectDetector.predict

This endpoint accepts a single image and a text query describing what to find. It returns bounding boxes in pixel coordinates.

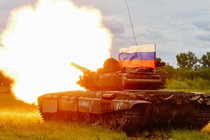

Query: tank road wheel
[80,113,91,125]
[70,112,78,123]
[51,113,58,121]
[42,113,57,121]
[91,114,103,126]
[61,112,69,122]
[104,114,117,129]
[65,113,72,123]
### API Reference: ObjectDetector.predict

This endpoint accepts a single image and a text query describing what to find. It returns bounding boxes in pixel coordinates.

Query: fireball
[0,0,112,103]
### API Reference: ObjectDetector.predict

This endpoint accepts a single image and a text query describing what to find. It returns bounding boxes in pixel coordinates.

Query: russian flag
[119,44,156,68]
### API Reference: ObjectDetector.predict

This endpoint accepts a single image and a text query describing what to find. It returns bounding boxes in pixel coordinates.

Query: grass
[0,90,210,140]
[170,130,210,140]
[166,79,210,93]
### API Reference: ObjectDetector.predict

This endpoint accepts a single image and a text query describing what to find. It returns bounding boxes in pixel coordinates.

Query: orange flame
[0,0,112,104]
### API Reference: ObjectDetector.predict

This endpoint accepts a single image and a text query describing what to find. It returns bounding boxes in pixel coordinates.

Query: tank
[37,58,210,133]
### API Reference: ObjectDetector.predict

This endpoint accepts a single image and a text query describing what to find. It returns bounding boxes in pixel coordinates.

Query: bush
[166,79,190,89]
[193,78,210,90]
[166,78,210,90]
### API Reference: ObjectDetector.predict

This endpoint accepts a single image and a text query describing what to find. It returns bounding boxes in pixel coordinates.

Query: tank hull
[38,90,210,132]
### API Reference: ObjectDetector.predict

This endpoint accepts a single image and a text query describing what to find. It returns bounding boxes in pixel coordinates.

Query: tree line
[176,51,210,69]
[157,51,210,90]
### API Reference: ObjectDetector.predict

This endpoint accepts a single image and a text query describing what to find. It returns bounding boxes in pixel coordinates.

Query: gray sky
[1,0,210,66]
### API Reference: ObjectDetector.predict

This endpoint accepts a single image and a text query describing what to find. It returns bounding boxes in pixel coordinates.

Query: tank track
[38,90,210,132]
[118,104,210,131]
[118,91,210,130]
[117,108,145,133]
[38,107,146,132]
[38,108,210,132]
[191,107,210,128]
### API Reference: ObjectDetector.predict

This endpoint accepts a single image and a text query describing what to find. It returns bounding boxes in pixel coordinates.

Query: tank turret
[71,58,166,91]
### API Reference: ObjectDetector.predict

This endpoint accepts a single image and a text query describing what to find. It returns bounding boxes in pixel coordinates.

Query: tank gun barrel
[70,62,91,73]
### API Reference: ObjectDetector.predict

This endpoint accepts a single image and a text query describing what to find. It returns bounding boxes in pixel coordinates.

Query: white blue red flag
[119,44,156,68]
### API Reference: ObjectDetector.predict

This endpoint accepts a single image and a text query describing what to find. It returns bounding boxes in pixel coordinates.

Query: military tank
[71,58,166,91]
[37,58,210,132]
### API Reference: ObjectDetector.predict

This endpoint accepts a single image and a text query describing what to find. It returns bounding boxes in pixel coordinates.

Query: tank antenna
[125,0,138,45]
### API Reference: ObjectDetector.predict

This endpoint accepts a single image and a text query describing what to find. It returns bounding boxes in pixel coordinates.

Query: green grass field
[0,91,210,140]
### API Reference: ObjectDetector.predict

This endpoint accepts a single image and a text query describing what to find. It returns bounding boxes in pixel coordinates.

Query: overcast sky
[0,0,210,66]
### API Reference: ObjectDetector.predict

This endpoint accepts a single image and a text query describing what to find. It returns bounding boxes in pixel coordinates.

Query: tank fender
[59,95,79,111]
[189,94,210,105]
[160,94,174,100]
[39,94,58,113]
[202,95,210,105]
[112,100,151,111]
[189,95,201,101]
[128,100,151,109]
